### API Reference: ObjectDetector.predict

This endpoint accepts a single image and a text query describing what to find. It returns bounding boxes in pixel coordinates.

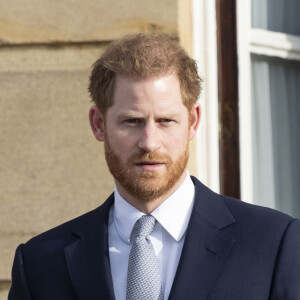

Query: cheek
[109,132,136,153]
[164,129,189,151]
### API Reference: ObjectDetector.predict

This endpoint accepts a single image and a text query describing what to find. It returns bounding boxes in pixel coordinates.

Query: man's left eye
[159,119,172,123]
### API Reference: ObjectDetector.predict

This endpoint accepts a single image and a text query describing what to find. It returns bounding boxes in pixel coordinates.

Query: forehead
[111,73,184,111]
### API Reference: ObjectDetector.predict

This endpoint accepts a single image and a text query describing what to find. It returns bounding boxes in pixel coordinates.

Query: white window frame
[237,0,300,204]
[193,0,220,193]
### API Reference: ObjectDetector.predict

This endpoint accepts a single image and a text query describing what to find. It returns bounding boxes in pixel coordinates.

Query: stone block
[0,281,10,300]
[0,0,177,44]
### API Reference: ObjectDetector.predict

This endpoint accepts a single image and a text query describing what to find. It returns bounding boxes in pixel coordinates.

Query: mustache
[127,152,173,164]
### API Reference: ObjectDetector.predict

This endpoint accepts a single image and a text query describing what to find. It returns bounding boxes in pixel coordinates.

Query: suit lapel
[64,195,115,300]
[169,177,236,300]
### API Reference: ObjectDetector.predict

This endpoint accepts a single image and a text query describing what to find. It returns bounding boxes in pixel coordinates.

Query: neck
[115,171,187,214]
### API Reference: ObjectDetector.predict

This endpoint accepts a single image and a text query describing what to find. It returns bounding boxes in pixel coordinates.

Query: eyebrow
[117,111,181,121]
[118,111,144,119]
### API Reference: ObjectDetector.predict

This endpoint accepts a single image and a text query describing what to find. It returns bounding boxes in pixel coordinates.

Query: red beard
[104,134,189,202]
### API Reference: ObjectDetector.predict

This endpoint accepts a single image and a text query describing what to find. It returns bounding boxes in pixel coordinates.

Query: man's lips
[136,161,163,165]
[135,161,165,170]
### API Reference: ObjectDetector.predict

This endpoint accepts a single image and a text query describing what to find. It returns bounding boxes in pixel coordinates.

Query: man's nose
[137,122,160,153]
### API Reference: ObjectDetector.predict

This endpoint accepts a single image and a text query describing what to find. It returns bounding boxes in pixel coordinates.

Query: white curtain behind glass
[251,54,300,218]
[252,0,300,35]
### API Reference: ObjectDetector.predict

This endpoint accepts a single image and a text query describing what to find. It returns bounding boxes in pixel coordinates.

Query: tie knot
[136,215,156,237]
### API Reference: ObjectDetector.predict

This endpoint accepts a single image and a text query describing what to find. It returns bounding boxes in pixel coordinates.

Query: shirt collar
[113,171,195,244]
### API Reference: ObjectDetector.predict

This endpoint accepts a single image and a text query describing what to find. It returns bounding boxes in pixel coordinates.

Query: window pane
[252,0,300,36]
[251,54,300,218]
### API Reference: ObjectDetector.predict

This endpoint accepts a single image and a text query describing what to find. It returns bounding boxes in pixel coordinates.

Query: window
[238,0,300,217]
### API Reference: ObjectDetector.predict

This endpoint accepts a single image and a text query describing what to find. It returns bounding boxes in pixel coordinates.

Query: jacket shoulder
[191,175,295,233]
[24,194,114,252]
[223,194,294,227]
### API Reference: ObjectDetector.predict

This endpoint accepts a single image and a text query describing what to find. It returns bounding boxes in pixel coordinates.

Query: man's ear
[89,105,105,141]
[189,103,201,140]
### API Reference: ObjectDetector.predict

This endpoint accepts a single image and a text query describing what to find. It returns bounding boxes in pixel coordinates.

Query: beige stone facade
[0,0,195,298]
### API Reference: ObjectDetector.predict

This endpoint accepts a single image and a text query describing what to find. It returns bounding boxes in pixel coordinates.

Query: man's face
[93,73,200,204]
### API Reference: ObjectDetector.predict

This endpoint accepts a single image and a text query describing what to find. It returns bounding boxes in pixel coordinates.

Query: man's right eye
[125,119,139,124]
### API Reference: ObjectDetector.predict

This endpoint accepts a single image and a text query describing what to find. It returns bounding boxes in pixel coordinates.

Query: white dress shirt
[108,171,195,300]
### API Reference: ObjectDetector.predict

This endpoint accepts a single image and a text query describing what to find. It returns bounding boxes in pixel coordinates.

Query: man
[9,33,300,300]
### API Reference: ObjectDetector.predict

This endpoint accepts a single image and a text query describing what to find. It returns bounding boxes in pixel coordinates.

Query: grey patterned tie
[126,215,164,300]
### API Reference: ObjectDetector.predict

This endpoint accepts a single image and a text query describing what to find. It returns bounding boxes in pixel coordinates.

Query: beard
[104,134,189,202]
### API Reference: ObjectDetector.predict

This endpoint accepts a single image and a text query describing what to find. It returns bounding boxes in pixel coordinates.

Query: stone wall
[0,0,196,298]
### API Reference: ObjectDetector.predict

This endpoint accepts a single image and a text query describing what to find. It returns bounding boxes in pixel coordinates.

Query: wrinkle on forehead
[109,73,187,119]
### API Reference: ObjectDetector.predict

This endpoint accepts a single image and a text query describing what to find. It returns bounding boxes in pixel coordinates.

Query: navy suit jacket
[9,177,300,299]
